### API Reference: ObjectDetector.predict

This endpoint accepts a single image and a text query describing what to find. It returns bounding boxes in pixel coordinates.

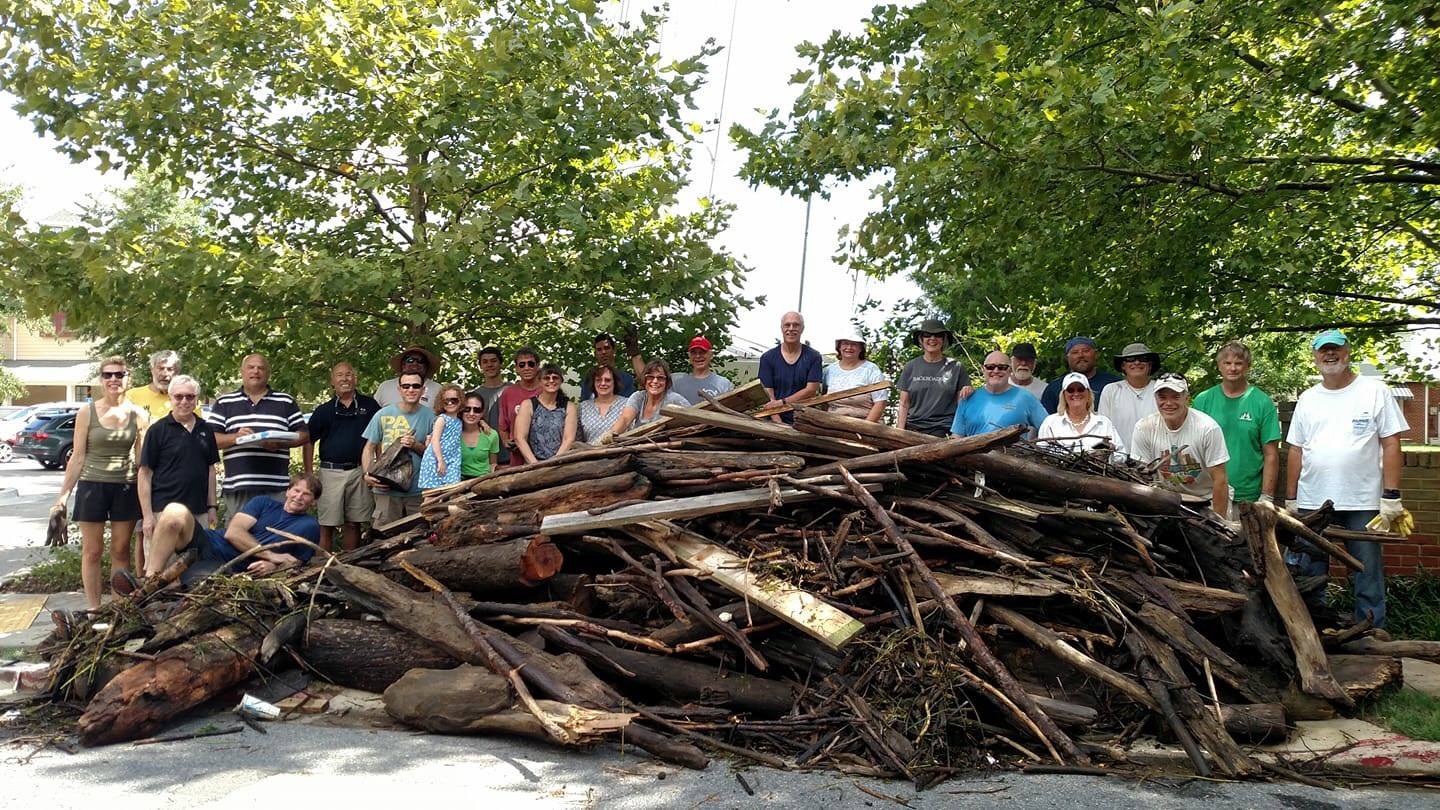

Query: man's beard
[1318,359,1348,376]
[1011,369,1033,383]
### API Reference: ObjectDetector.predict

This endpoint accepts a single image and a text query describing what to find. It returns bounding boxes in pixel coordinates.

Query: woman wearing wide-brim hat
[375,345,444,408]
[823,333,889,422]
[896,318,967,436]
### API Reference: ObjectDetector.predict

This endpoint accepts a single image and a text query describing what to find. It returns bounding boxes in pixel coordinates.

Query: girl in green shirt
[459,392,500,479]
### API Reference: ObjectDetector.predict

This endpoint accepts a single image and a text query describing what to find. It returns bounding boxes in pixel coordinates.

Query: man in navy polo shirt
[208,354,309,518]
[141,475,322,580]
[304,361,380,551]
[138,374,219,537]
[759,311,822,424]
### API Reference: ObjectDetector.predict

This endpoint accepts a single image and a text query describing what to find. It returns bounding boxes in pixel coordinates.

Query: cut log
[659,406,877,456]
[625,521,866,650]
[633,450,806,477]
[383,665,636,741]
[1029,695,1099,726]
[390,536,562,591]
[1151,576,1249,615]
[1328,654,1404,701]
[461,456,634,501]
[621,379,769,439]
[953,452,1184,515]
[543,480,882,536]
[302,618,460,693]
[1220,703,1289,741]
[77,623,261,746]
[928,571,1062,599]
[1339,637,1440,662]
[578,645,797,716]
[1240,503,1353,707]
[438,473,653,541]
[804,425,1027,478]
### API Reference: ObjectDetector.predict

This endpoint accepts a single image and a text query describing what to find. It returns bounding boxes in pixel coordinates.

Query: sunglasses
[443,397,460,404]
[462,406,485,414]
[101,370,128,379]
[1122,357,1150,364]
[398,382,425,390]
[983,363,1010,371]
[171,393,198,402]
[919,332,944,339]
[402,355,424,364]
[516,359,537,368]
[541,374,563,382]
[1065,387,1088,394]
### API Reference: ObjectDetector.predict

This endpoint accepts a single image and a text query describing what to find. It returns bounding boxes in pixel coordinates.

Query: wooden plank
[927,571,1061,599]
[625,521,866,649]
[540,481,881,535]
[751,380,891,418]
[621,379,769,439]
[657,406,877,456]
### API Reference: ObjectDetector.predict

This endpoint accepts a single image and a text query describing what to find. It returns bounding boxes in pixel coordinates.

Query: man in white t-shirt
[1098,341,1160,445]
[1285,329,1408,629]
[1130,372,1230,517]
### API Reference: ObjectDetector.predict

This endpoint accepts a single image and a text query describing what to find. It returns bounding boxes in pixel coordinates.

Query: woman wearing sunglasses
[417,384,467,489]
[52,355,150,610]
[513,365,578,464]
[1037,372,1125,455]
[457,392,500,479]
[609,360,690,437]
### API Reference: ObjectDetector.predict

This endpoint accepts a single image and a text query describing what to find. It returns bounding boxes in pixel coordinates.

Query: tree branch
[1252,318,1440,333]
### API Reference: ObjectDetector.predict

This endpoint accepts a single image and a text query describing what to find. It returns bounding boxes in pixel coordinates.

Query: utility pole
[798,195,812,311]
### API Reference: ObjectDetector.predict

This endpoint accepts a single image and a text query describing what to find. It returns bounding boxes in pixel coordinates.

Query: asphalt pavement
[0,458,64,582]
[2,718,1435,810]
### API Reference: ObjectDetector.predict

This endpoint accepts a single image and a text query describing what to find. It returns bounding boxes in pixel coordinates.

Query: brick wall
[1398,383,1440,445]
[1383,452,1440,576]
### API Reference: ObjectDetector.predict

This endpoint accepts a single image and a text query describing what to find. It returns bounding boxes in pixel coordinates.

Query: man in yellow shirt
[127,350,181,421]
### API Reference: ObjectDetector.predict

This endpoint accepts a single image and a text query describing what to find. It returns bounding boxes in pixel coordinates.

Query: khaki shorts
[372,492,423,527]
[317,466,374,526]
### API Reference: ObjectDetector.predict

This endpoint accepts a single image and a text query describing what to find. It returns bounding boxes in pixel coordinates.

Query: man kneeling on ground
[141,475,322,580]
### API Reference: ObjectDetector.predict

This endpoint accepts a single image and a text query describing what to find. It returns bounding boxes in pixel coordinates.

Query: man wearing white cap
[1286,329,1409,629]
[1098,341,1161,445]
[1130,372,1231,517]
[823,333,889,421]
[670,336,734,406]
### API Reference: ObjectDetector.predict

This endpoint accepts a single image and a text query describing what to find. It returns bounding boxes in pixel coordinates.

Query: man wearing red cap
[671,336,733,406]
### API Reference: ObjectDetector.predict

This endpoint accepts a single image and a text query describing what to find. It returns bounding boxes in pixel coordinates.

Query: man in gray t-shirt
[670,335,734,405]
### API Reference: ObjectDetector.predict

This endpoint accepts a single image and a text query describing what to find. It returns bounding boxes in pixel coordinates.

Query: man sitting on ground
[139,475,322,582]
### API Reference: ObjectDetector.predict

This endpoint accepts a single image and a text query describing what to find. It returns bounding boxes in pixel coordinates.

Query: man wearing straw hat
[375,345,443,409]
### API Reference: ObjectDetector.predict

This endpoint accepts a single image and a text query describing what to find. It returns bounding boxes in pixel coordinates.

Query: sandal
[110,569,143,598]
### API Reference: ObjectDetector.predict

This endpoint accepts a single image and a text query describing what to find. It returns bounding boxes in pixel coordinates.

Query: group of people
[51,314,1411,629]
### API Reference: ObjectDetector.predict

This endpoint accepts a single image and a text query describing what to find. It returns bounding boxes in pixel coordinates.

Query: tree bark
[302,618,460,693]
[389,536,562,591]
[435,473,653,541]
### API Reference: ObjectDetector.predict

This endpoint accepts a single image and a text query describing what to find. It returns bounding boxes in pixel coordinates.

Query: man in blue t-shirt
[140,476,322,580]
[951,351,1047,438]
[758,311,822,424]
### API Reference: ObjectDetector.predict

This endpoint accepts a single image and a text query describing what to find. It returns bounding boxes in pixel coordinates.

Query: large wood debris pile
[29,387,1434,784]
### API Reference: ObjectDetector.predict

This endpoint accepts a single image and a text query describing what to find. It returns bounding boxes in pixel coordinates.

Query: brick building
[1396,382,1440,445]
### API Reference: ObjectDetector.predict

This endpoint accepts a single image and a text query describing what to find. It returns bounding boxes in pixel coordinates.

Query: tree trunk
[588,645,797,716]
[434,473,653,541]
[302,618,460,693]
[78,623,261,746]
[389,536,562,591]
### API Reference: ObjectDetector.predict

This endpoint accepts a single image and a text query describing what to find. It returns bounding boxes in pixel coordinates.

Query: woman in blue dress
[417,384,465,489]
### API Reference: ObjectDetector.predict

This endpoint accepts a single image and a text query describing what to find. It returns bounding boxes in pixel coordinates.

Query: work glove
[1256,494,1274,506]
[1367,498,1415,537]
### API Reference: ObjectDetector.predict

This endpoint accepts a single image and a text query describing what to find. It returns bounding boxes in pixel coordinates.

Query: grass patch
[1364,689,1440,742]
[0,544,108,594]
[1329,573,1440,641]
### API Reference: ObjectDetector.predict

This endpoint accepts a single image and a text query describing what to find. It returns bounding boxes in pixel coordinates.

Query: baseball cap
[1064,336,1098,354]
[688,336,712,351]
[1154,372,1189,393]
[1310,329,1348,351]
[1010,342,1037,360]
[1060,372,1091,391]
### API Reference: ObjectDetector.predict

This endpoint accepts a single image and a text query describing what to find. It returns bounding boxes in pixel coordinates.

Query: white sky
[0,0,921,357]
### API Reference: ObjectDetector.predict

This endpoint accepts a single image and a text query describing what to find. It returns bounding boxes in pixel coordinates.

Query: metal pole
[798,195,812,311]
[707,0,740,199]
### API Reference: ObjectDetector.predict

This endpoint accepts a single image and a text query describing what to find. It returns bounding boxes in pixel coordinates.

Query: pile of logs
[30,388,1433,784]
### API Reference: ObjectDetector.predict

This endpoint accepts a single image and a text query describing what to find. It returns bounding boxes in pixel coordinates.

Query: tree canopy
[735,0,1439,375]
[0,0,750,399]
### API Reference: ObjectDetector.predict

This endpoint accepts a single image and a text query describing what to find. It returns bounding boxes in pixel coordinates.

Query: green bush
[1330,574,1440,641]
[1,545,108,594]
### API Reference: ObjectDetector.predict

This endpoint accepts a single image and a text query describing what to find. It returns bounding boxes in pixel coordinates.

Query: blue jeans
[1286,509,1385,628]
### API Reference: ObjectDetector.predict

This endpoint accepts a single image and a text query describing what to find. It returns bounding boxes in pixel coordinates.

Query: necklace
[1066,413,1091,431]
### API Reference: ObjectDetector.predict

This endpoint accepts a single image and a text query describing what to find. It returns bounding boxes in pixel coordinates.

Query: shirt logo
[1239,412,1252,422]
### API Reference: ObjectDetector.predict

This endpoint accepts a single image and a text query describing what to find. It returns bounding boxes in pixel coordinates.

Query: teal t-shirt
[1191,385,1281,502]
[460,427,501,479]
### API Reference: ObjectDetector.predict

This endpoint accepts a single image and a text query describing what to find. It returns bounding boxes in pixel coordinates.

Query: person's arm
[137,465,155,536]
[361,439,390,491]
[556,403,579,456]
[1260,441,1279,500]
[895,391,911,431]
[497,393,516,450]
[513,399,538,464]
[428,416,448,476]
[131,407,148,470]
[1209,463,1229,518]
[864,396,886,423]
[205,463,217,528]
[787,381,822,404]
[1285,444,1303,504]
[223,510,300,572]
[54,410,90,510]
[302,437,316,475]
[610,403,640,438]
[1381,434,1402,491]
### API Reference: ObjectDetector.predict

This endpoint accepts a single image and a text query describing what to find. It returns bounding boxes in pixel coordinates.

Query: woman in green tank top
[52,356,150,610]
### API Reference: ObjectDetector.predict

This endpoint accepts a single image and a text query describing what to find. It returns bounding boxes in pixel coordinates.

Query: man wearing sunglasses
[950,350,1046,438]
[375,345,443,409]
[497,346,544,466]
[304,362,381,551]
[361,370,436,523]
[137,374,219,543]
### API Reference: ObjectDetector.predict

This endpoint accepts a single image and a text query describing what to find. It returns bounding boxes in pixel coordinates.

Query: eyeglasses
[919,332,944,339]
[398,382,424,390]
[462,406,485,414]
[644,374,667,382]
[101,370,127,379]
[443,397,460,404]
[541,374,563,382]
[516,359,537,368]
[983,363,1011,371]
[172,393,198,402]
[402,355,424,364]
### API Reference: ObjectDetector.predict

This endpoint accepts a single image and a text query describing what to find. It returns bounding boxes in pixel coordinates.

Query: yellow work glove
[1367,498,1415,537]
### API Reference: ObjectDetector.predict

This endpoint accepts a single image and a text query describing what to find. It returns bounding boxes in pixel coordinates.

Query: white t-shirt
[1097,379,1158,449]
[1013,377,1047,400]
[1288,376,1408,510]
[1130,409,1231,501]
[822,361,889,417]
[1037,412,1125,454]
[374,377,442,409]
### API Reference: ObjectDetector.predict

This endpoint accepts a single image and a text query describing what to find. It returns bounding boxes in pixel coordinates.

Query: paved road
[1,719,1434,810]
[0,459,64,582]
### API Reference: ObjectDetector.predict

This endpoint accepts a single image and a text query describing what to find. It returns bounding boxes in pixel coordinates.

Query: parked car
[0,402,83,463]
[12,410,81,470]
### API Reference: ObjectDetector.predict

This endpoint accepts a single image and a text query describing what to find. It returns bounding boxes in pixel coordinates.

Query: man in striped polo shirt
[208,354,310,518]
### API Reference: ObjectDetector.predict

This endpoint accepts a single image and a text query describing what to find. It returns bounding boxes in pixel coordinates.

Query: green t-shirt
[1191,384,1281,502]
[460,427,501,479]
